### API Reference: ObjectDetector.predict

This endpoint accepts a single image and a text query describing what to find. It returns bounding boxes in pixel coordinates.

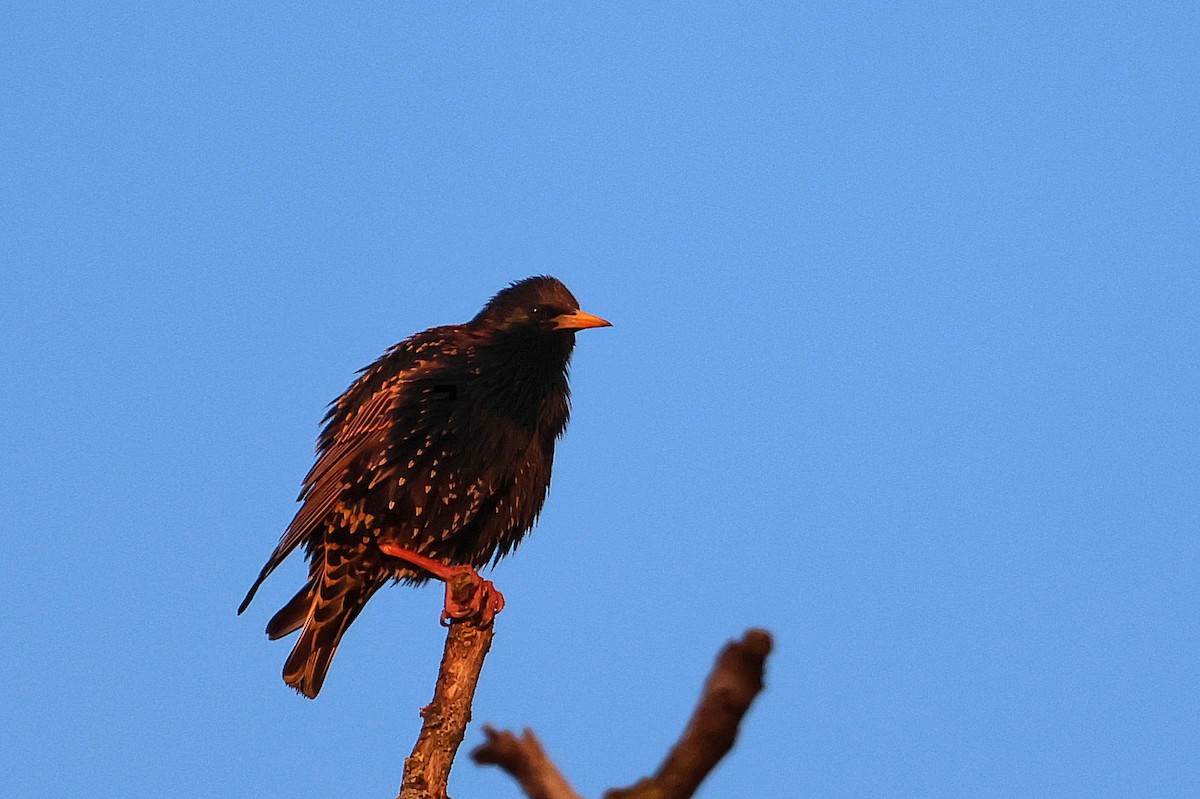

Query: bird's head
[472,276,611,337]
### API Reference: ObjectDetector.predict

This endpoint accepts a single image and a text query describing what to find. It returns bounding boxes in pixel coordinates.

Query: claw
[441,567,505,627]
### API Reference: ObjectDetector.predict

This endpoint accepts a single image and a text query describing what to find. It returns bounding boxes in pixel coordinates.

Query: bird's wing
[239,330,460,613]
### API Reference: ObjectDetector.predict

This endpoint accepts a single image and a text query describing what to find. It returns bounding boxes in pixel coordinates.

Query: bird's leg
[377,542,505,627]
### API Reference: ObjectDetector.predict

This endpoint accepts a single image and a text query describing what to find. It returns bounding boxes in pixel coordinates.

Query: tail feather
[265,577,317,640]
[281,566,382,699]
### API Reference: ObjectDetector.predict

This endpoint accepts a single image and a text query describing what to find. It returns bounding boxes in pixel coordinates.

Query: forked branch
[472,628,773,799]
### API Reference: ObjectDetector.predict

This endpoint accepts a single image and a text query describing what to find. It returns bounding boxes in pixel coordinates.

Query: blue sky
[3,3,1197,797]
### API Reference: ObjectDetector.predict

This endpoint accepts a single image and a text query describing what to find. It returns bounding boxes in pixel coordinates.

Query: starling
[239,276,610,698]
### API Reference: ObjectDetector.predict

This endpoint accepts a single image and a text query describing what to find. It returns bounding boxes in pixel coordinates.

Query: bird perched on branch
[239,276,610,698]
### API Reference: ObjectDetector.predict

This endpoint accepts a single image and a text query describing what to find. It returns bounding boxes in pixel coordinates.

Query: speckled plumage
[239,276,607,697]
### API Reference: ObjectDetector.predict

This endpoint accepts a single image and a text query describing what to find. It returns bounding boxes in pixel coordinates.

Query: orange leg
[377,542,505,626]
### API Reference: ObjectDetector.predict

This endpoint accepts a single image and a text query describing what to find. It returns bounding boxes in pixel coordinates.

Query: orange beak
[550,309,613,331]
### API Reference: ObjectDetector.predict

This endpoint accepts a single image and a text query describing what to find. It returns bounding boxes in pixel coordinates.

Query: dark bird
[239,276,610,698]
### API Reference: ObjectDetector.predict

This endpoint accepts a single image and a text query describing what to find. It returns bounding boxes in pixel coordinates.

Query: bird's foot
[440,566,505,627]
[377,542,504,627]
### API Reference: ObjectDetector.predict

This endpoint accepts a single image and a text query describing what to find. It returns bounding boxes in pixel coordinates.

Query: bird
[238,276,610,698]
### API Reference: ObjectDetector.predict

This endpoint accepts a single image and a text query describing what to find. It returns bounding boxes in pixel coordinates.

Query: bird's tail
[271,554,383,699]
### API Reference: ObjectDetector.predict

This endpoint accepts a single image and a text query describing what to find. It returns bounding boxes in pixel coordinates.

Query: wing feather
[239,330,461,613]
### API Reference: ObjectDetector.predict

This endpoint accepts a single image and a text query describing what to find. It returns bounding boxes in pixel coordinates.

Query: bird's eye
[531,306,543,317]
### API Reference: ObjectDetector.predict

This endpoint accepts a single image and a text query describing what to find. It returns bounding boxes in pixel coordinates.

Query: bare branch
[604,628,772,799]
[397,572,497,799]
[476,628,772,799]
[471,726,585,799]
